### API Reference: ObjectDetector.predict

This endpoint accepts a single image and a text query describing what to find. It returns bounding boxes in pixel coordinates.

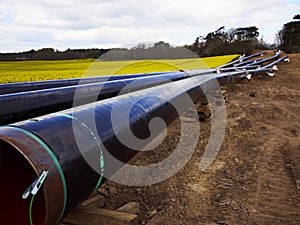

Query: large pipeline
[0,52,288,225]
[0,63,278,225]
[0,51,267,95]
[0,72,169,95]
[234,58,264,67]
[217,51,266,68]
[0,72,190,125]
[1,52,277,126]
[239,51,266,62]
[249,50,281,66]
[0,56,274,126]
[264,56,289,68]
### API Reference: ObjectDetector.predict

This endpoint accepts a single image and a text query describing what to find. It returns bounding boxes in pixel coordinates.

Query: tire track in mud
[246,139,300,224]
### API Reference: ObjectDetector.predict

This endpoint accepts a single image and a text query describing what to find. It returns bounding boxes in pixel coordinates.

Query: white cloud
[0,0,299,52]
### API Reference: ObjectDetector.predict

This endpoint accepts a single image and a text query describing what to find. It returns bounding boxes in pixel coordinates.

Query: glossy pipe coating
[0,72,170,95]
[0,72,188,125]
[0,54,287,225]
[0,68,255,225]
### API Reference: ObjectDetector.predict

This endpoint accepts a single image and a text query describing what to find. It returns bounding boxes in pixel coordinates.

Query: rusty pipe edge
[0,126,66,225]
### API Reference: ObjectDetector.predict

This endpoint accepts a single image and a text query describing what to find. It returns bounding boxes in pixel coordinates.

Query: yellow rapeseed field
[0,55,239,84]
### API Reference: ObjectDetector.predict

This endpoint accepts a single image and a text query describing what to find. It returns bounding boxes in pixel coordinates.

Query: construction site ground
[81,53,300,225]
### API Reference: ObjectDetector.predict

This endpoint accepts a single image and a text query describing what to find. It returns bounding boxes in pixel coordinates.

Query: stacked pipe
[0,51,289,225]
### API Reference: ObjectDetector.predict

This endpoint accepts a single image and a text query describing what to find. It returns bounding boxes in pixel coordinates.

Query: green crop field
[0,55,239,84]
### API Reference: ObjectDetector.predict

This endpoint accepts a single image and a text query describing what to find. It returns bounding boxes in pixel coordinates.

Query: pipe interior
[0,139,46,225]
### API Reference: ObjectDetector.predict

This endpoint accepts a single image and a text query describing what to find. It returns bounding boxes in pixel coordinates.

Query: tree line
[185,26,264,57]
[185,14,299,56]
[0,48,110,61]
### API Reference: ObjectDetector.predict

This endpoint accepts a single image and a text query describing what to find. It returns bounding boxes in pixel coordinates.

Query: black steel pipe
[239,51,266,62]
[0,60,278,225]
[0,53,286,225]
[0,67,257,225]
[2,60,266,126]
[234,59,255,67]
[249,51,281,66]
[234,58,264,67]
[0,72,189,125]
[0,72,169,95]
[0,52,268,97]
[218,51,266,68]
[220,65,259,72]
[264,56,289,68]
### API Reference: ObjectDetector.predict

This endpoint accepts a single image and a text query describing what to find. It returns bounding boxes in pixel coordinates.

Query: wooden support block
[81,195,106,208]
[117,202,140,215]
[62,207,138,225]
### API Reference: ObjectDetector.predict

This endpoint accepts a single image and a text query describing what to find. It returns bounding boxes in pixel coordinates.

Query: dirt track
[101,54,300,225]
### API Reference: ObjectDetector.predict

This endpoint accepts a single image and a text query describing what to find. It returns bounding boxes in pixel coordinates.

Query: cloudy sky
[0,0,299,52]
